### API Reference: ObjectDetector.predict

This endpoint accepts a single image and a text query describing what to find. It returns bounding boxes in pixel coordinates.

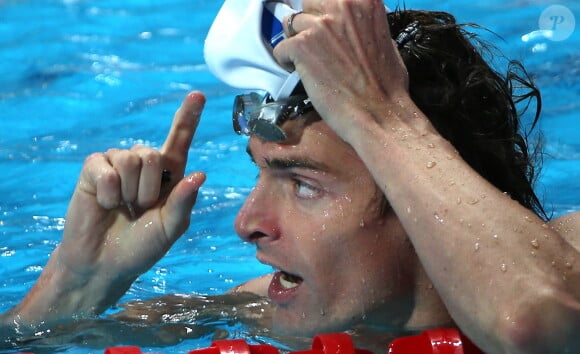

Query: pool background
[0,0,578,352]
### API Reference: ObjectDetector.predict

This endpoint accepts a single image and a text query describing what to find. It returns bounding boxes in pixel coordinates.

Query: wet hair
[386,9,547,220]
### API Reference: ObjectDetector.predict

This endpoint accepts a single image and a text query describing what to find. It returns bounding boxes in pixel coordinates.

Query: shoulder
[228,273,273,296]
[548,211,580,251]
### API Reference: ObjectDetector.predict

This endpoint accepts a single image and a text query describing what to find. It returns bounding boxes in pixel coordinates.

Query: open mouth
[268,270,304,303]
[280,271,303,289]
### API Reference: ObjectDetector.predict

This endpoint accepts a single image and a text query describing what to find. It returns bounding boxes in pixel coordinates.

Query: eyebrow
[246,145,330,172]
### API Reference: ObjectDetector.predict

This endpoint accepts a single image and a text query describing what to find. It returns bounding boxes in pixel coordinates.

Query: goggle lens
[232,93,312,142]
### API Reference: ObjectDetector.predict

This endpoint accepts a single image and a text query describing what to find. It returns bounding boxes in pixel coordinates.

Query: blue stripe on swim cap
[262,3,286,49]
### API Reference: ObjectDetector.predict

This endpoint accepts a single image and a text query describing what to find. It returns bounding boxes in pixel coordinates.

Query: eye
[294,178,322,199]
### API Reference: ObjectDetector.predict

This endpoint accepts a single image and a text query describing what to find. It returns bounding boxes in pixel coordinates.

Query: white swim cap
[204,0,303,100]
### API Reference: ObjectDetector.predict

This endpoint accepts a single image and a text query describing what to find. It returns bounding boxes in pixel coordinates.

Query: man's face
[234,114,417,335]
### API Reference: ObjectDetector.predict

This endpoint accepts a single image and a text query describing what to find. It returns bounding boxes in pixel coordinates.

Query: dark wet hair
[387,9,547,220]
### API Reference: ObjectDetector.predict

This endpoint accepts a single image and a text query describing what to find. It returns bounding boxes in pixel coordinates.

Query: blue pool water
[0,0,578,353]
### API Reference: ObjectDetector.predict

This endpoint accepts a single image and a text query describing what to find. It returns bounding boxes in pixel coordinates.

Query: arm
[274,1,579,352]
[1,92,207,335]
[350,109,580,353]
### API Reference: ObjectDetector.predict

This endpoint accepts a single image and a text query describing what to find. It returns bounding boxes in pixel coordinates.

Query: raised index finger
[160,91,206,167]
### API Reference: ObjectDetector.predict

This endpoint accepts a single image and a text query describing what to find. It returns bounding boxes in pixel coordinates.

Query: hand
[274,0,410,142]
[57,91,207,295]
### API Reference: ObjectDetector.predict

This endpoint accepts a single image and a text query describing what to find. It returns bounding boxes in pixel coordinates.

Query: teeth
[280,272,301,289]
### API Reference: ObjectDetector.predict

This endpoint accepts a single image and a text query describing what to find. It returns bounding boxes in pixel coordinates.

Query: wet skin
[234,113,425,335]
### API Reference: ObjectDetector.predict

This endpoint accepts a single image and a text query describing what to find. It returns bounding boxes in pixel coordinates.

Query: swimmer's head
[209,5,546,218]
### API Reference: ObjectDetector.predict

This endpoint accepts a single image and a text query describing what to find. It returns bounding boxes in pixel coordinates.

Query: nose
[234,183,281,244]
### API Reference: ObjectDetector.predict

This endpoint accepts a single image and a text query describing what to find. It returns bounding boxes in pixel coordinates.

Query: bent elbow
[499,287,580,354]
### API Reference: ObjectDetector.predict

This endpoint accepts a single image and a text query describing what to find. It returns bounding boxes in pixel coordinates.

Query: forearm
[348,100,579,352]
[1,245,133,335]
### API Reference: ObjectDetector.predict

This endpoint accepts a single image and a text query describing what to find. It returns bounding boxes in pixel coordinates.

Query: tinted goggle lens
[233,93,312,142]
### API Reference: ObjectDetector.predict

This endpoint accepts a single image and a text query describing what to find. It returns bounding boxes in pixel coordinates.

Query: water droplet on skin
[467,198,480,205]
[434,213,444,224]
[426,161,437,169]
[359,219,365,227]
[530,239,539,249]
[541,223,549,229]
[500,264,507,272]
[427,143,435,148]
[474,243,480,251]
[524,215,533,222]
[565,262,573,269]
[493,234,499,240]
[321,224,326,231]
[407,206,412,214]
[320,309,326,316]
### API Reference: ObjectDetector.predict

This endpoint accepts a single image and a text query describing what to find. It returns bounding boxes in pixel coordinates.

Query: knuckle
[98,168,120,187]
[130,144,145,150]
[94,170,121,209]
[84,152,103,165]
[142,150,162,167]
[130,145,161,167]
[105,147,119,156]
[118,150,142,171]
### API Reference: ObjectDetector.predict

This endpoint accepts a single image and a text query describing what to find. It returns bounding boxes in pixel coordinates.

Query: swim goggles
[233,92,313,142]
